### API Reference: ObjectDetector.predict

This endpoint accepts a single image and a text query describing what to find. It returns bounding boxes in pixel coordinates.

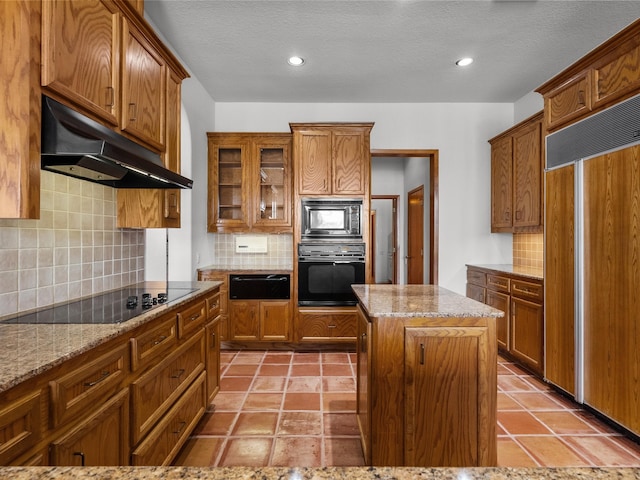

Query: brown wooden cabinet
[50,388,129,466]
[207,133,293,233]
[0,391,43,465]
[466,265,543,376]
[197,270,229,341]
[290,123,373,196]
[297,307,357,343]
[489,112,543,233]
[357,301,497,467]
[0,1,41,219]
[229,300,291,342]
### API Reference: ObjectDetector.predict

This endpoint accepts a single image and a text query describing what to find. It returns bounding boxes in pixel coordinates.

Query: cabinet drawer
[205,291,221,319]
[466,283,485,303]
[511,279,543,303]
[131,371,207,466]
[0,390,43,464]
[545,73,591,130]
[466,269,486,287]
[486,274,510,293]
[298,309,357,342]
[130,315,178,371]
[130,331,205,444]
[177,300,206,339]
[594,40,640,108]
[50,344,128,428]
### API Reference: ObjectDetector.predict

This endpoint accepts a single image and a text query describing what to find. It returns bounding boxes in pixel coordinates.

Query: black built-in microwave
[300,198,363,240]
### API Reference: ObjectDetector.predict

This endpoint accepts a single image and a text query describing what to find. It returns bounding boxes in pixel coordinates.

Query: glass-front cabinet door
[208,134,250,232]
[252,134,292,231]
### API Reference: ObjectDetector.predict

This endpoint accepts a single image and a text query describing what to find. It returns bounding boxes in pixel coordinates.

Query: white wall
[514,91,543,123]
[210,102,514,295]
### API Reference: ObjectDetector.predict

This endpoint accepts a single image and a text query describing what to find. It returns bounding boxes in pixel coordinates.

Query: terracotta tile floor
[173,352,640,467]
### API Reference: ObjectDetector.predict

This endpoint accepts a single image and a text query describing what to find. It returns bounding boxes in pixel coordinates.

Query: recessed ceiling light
[456,57,474,67]
[288,56,305,66]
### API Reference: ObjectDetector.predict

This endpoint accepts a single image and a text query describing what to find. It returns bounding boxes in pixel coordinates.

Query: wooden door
[404,326,495,467]
[332,130,366,194]
[407,186,424,284]
[229,300,260,340]
[490,135,513,232]
[486,290,510,352]
[296,130,331,195]
[513,120,542,228]
[260,301,290,341]
[510,297,544,374]
[121,17,165,150]
[583,145,640,433]
[544,164,575,394]
[41,0,120,125]
[51,388,129,466]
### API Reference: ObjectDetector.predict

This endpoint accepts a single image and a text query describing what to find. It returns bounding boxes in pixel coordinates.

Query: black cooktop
[1,284,197,325]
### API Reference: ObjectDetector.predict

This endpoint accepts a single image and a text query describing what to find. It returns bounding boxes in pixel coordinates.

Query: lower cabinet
[297,307,358,343]
[466,265,544,375]
[50,388,129,466]
[229,300,291,341]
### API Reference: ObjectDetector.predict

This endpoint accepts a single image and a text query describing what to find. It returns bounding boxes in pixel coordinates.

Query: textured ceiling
[144,1,640,103]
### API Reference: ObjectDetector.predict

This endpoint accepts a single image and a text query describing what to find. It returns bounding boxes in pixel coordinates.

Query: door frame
[370,149,439,284]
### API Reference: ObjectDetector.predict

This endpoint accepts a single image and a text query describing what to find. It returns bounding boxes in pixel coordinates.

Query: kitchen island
[352,284,503,467]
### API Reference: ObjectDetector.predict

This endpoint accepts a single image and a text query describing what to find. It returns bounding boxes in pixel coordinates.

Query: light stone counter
[352,284,504,319]
[0,466,639,479]
[0,281,221,394]
[466,264,544,281]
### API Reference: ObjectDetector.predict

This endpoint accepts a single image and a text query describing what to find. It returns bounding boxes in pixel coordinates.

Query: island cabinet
[207,133,293,233]
[489,112,544,233]
[466,265,544,376]
[0,285,220,467]
[297,307,358,343]
[290,123,373,196]
[354,285,499,467]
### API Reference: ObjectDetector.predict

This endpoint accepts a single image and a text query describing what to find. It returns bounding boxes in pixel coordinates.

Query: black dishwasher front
[229,274,290,300]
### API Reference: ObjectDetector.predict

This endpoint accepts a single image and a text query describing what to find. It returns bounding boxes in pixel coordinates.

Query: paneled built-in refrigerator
[545,93,640,436]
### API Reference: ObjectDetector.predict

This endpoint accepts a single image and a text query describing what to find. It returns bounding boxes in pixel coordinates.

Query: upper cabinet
[41,0,120,126]
[207,133,293,233]
[489,112,543,233]
[537,19,640,133]
[290,123,373,196]
[0,1,41,219]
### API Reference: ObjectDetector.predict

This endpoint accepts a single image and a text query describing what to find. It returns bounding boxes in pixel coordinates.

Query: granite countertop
[1,466,639,479]
[198,265,293,272]
[352,284,504,318]
[467,263,544,281]
[0,281,221,394]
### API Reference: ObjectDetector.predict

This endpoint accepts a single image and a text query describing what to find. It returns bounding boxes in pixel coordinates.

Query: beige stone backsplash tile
[0,271,18,294]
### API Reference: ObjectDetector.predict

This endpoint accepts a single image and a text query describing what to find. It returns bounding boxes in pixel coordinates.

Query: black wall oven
[297,243,365,306]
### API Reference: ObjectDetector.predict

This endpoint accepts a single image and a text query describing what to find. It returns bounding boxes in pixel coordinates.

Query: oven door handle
[332,260,364,264]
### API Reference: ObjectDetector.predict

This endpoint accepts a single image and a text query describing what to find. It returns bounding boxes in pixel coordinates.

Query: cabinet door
[510,297,544,375]
[356,308,372,465]
[332,130,367,195]
[544,165,575,394]
[486,290,510,351]
[229,300,260,340]
[121,17,165,150]
[466,284,485,303]
[252,136,293,231]
[260,301,290,341]
[205,318,220,403]
[51,388,129,466]
[41,0,119,125]
[208,136,251,232]
[512,120,542,228]
[163,68,183,226]
[296,130,332,195]
[490,135,513,232]
[545,73,591,131]
[404,326,495,467]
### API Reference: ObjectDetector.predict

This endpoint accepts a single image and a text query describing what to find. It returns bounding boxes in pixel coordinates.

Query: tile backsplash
[0,171,144,318]
[211,233,293,269]
[513,233,544,269]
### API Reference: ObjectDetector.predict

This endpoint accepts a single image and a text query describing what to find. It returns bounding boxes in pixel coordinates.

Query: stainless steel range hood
[41,96,193,189]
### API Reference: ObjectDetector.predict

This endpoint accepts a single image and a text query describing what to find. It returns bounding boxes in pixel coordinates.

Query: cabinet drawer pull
[84,371,111,387]
[328,324,336,328]
[578,89,585,106]
[420,343,425,365]
[189,313,201,322]
[73,452,85,466]
[152,335,167,346]
[173,421,187,435]
[170,368,185,379]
